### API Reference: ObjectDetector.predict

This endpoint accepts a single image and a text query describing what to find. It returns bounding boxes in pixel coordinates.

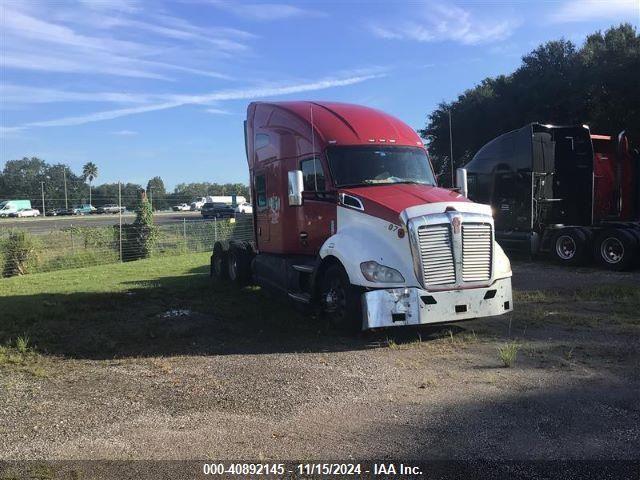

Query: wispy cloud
[77,0,140,13]
[0,126,25,139]
[1,3,245,80]
[13,74,382,129]
[204,108,232,115]
[1,51,173,81]
[4,8,153,56]
[201,0,326,21]
[368,3,519,45]
[111,130,139,136]
[0,85,156,104]
[548,0,639,23]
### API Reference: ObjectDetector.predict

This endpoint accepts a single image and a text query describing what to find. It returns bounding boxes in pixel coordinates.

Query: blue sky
[1,0,638,190]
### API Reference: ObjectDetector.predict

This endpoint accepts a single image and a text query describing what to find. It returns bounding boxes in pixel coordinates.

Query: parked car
[234,202,253,214]
[47,208,70,216]
[9,208,40,218]
[96,204,125,214]
[172,203,191,212]
[71,204,96,215]
[201,202,235,219]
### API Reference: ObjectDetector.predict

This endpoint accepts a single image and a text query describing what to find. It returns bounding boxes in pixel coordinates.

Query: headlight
[494,243,512,277]
[360,261,405,283]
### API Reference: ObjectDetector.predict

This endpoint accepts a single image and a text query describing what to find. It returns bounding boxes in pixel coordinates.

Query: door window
[255,174,267,210]
[300,157,325,191]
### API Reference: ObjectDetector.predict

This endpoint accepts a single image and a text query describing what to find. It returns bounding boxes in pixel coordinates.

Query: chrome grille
[462,223,492,282]
[417,225,456,285]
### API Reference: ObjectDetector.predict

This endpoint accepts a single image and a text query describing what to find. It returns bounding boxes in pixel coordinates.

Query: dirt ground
[1,260,638,467]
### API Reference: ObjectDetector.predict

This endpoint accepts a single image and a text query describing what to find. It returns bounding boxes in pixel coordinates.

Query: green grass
[1,216,253,277]
[0,336,46,377]
[514,285,640,331]
[0,252,313,361]
[497,341,520,368]
[0,251,210,297]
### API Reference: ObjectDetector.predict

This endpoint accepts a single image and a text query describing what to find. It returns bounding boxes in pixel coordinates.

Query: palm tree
[82,162,98,206]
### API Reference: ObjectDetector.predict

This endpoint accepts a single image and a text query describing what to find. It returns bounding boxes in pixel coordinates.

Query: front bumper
[362,277,513,330]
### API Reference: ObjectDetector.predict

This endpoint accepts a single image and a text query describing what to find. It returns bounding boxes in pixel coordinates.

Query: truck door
[297,156,335,254]
[491,169,531,231]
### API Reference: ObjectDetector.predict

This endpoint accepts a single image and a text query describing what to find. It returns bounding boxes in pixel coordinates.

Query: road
[0,211,207,232]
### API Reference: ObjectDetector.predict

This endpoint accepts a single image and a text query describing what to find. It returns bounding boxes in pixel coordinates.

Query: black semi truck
[462,123,640,270]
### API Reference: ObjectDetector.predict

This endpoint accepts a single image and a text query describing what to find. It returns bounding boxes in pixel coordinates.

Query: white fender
[319,206,419,288]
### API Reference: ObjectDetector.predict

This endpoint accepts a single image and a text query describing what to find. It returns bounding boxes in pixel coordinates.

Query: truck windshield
[327,146,436,187]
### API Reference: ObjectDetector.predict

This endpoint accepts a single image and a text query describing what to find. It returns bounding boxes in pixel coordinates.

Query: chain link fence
[0,215,254,277]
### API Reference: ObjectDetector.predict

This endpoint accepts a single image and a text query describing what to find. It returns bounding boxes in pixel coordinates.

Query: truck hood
[341,184,469,224]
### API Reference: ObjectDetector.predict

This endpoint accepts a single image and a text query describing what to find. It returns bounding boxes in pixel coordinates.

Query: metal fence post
[118,181,123,262]
[214,217,218,242]
[183,218,187,250]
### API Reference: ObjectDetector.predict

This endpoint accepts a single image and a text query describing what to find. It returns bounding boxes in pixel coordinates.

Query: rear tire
[211,242,229,280]
[593,228,638,271]
[227,244,252,286]
[551,228,589,265]
[319,264,363,334]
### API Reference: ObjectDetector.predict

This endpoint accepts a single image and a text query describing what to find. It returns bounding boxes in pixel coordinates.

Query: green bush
[120,197,158,261]
[2,230,39,277]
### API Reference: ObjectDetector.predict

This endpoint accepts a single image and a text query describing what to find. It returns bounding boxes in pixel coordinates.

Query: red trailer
[212,102,513,331]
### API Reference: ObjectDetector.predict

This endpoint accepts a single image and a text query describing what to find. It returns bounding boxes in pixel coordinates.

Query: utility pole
[40,181,46,217]
[148,187,153,211]
[63,166,68,210]
[449,109,454,187]
[118,182,123,262]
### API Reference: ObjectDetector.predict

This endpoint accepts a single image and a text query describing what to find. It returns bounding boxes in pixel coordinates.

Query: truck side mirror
[456,168,468,198]
[288,170,304,206]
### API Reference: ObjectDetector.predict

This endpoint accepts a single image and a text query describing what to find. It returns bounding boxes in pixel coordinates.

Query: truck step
[292,264,314,273]
[288,292,311,303]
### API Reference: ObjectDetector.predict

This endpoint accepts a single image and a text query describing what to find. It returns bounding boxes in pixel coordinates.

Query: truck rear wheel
[319,264,362,333]
[227,244,252,286]
[551,228,589,265]
[211,243,229,280]
[593,228,638,271]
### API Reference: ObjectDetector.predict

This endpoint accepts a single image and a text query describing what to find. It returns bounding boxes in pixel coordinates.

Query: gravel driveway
[1,260,638,472]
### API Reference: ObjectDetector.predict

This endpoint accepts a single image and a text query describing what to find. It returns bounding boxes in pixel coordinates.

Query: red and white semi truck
[211,101,513,331]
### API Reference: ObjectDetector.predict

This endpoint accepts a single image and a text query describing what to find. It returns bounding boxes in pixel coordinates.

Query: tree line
[0,157,250,211]
[420,23,640,186]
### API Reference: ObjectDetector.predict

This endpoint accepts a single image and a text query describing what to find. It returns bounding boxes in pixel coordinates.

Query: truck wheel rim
[228,255,238,280]
[323,279,346,318]
[556,235,576,260]
[214,255,224,275]
[601,237,624,264]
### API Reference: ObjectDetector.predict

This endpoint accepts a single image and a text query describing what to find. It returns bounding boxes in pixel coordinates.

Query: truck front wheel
[319,264,362,333]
